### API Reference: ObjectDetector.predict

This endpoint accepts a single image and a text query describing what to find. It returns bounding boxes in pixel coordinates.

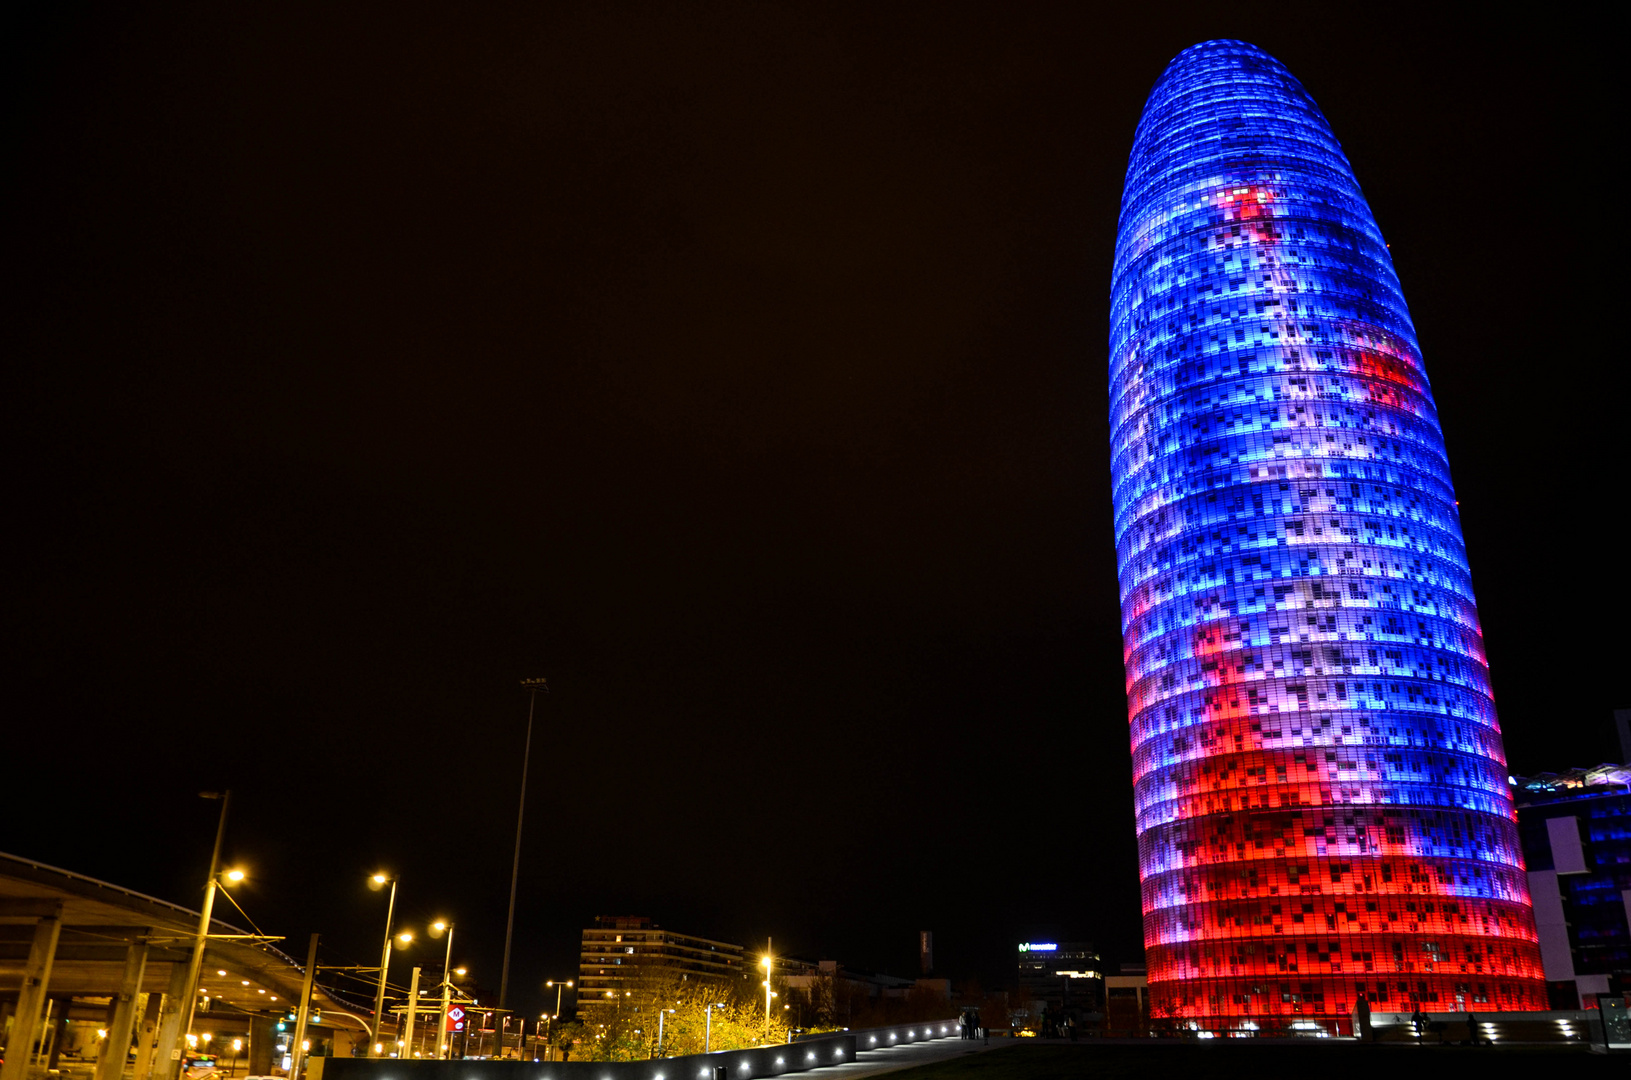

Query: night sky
[6,2,1621,1015]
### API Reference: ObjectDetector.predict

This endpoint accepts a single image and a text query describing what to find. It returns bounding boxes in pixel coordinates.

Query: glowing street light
[368,873,399,1057]
[761,955,774,1038]
[656,1007,677,1057]
[542,980,573,1060]
[429,920,455,1059]
[704,1003,726,1054]
[545,980,573,1021]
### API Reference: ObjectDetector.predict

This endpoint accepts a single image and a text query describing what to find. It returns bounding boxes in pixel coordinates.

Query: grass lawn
[885,1039,1625,1079]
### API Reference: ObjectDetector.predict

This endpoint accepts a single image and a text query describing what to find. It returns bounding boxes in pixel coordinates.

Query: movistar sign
[1019,943,1057,952]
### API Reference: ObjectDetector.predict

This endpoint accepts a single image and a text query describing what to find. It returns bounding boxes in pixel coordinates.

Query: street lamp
[429,921,455,1060]
[655,1008,676,1057]
[541,980,572,1061]
[762,955,774,1038]
[175,790,232,1080]
[704,1003,726,1054]
[368,874,399,1057]
[545,980,573,1022]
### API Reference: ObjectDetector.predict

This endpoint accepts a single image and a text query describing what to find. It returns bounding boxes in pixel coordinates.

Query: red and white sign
[445,1006,465,1033]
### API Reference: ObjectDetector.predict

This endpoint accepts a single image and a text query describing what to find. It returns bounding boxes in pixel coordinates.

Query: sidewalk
[798,1035,1014,1079]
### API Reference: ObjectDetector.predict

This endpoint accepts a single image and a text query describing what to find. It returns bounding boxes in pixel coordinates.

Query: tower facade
[1108,40,1547,1024]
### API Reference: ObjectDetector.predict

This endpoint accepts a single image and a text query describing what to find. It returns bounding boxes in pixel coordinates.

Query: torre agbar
[1108,41,1547,1023]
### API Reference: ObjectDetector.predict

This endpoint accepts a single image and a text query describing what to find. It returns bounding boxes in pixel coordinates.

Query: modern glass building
[1512,760,1631,1009]
[1108,40,1548,1024]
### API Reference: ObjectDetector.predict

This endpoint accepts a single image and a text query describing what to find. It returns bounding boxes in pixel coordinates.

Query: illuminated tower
[1109,40,1547,1025]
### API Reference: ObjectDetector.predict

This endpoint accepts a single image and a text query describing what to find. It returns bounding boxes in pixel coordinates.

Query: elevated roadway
[1,853,370,1080]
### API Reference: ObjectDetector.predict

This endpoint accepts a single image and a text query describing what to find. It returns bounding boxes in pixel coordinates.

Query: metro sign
[445,1006,466,1033]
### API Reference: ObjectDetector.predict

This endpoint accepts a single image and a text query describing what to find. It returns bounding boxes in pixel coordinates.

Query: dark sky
[5,2,1622,1013]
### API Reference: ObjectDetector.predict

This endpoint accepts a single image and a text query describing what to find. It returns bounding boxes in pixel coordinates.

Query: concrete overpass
[1,853,371,1080]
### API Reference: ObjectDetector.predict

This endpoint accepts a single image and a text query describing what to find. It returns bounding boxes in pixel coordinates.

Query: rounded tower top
[1121,40,1344,219]
[1112,39,1403,347]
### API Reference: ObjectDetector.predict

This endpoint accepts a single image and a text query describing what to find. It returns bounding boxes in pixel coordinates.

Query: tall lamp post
[704,1003,725,1055]
[368,874,398,1057]
[542,980,571,1061]
[175,789,232,1076]
[500,677,548,1019]
[545,980,573,1022]
[761,954,774,1040]
[655,1008,675,1058]
[429,921,455,1059]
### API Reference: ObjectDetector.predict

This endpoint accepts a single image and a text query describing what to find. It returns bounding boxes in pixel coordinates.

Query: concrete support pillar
[0,907,64,1080]
[95,939,151,1080]
[149,962,191,1080]
[131,992,163,1080]
[246,1016,275,1076]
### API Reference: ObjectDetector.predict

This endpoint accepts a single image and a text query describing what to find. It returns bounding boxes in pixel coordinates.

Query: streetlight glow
[224,869,245,882]
[761,949,774,1038]
[398,931,413,944]
[369,874,399,1057]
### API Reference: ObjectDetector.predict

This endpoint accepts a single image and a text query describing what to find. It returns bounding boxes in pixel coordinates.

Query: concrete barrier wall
[307,1033,857,1080]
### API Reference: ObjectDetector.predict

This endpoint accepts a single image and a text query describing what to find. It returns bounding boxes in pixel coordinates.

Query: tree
[567,970,789,1061]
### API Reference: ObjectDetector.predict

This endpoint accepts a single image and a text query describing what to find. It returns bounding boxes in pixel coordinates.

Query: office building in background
[1513,745,1631,1008]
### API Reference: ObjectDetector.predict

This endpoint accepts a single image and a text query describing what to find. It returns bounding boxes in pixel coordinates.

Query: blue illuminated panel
[1108,40,1547,1024]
